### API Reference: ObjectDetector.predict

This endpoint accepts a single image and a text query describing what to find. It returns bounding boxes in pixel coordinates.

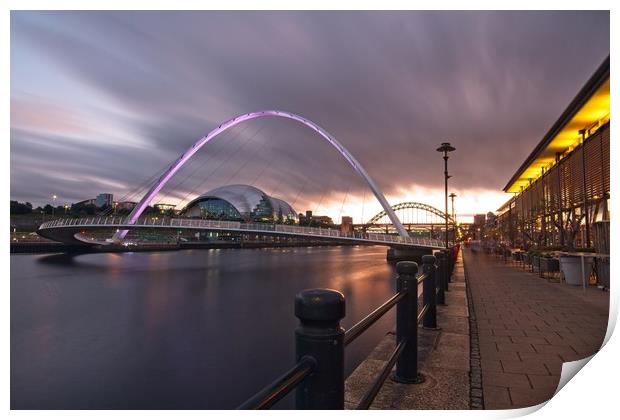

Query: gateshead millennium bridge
[37,110,450,251]
[37,217,445,248]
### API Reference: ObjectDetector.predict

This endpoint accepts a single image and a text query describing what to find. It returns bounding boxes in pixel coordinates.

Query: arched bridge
[366,202,455,226]
[37,217,445,249]
[38,110,444,249]
[114,110,409,240]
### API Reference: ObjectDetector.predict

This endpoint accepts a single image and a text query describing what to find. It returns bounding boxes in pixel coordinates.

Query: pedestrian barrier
[238,248,458,410]
[38,217,445,249]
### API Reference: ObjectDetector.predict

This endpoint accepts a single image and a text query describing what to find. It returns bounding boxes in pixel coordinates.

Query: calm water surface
[11,246,397,409]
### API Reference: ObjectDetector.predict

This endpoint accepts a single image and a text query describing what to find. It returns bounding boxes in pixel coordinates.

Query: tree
[84,204,97,215]
[10,201,33,214]
[70,202,97,215]
[142,205,157,215]
[162,209,175,218]
[552,207,585,251]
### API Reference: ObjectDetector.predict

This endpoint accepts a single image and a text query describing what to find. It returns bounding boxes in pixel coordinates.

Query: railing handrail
[416,272,428,284]
[238,249,459,410]
[237,356,316,410]
[343,290,407,346]
[37,217,446,248]
[355,338,407,409]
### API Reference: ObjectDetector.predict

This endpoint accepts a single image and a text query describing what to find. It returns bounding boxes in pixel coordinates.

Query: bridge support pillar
[386,247,428,264]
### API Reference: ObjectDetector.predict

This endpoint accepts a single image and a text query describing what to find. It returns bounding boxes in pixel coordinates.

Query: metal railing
[38,217,445,248]
[238,248,457,410]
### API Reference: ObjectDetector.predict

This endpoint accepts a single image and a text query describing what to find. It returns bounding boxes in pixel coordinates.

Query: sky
[10,11,610,223]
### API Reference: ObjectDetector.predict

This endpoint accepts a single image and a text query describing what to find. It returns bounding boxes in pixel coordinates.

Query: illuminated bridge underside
[115,110,409,241]
[366,202,455,226]
[38,218,444,249]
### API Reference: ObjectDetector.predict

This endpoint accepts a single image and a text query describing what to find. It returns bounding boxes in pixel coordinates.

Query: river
[11,246,397,409]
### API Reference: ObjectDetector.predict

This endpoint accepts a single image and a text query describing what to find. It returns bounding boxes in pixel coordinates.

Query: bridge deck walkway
[37,217,444,249]
[464,249,608,409]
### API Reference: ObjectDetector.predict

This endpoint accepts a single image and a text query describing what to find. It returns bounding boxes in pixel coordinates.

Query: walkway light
[52,194,57,217]
[437,143,455,249]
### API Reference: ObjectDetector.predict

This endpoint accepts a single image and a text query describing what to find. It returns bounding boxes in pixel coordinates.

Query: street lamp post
[449,192,457,242]
[52,194,57,218]
[436,143,455,249]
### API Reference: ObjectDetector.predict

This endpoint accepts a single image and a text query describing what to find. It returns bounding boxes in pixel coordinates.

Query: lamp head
[436,142,456,153]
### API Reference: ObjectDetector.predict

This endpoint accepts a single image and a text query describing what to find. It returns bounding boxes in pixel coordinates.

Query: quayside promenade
[464,249,609,409]
[343,247,609,410]
[345,251,470,409]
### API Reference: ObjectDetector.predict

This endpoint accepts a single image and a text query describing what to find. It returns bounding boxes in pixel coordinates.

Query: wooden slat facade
[497,122,610,248]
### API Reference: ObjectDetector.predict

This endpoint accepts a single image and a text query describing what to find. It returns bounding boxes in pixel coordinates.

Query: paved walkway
[345,252,470,409]
[464,249,609,409]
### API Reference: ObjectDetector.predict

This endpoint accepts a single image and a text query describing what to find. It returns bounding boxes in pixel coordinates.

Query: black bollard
[295,288,345,409]
[392,261,424,384]
[442,250,450,292]
[447,249,454,282]
[422,255,438,329]
[434,251,446,305]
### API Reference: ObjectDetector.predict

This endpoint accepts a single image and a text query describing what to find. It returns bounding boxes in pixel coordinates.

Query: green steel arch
[366,202,455,225]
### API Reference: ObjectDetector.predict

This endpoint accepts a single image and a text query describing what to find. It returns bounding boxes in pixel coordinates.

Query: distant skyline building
[73,198,96,207]
[298,211,334,227]
[340,216,353,234]
[95,193,113,208]
[154,203,176,213]
[473,214,486,227]
[114,201,137,211]
[485,212,498,230]
[313,216,333,224]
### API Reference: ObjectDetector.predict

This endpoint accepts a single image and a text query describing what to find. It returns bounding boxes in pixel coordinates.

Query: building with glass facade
[182,184,297,223]
[95,193,113,208]
[496,56,610,250]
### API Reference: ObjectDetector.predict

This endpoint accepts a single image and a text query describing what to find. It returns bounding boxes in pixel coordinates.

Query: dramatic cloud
[10,11,609,222]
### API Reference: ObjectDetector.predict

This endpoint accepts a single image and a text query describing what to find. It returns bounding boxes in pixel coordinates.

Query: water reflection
[12,246,396,409]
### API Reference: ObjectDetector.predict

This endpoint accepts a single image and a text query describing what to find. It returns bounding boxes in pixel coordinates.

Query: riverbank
[10,239,362,254]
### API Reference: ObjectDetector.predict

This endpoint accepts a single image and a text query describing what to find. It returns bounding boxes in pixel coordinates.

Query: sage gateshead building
[497,56,610,250]
[181,184,298,223]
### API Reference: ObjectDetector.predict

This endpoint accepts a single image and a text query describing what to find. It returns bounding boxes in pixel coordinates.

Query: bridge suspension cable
[172,122,264,211]
[155,126,244,207]
[113,110,410,241]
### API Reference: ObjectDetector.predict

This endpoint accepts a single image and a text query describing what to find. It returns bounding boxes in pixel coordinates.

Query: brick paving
[463,249,609,409]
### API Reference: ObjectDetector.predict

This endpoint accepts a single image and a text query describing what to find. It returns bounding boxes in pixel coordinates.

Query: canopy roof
[504,56,610,193]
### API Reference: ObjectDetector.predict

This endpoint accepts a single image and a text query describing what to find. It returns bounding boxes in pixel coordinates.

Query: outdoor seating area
[483,244,609,291]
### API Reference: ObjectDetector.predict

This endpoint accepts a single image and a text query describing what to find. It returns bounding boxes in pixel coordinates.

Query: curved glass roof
[183,184,297,221]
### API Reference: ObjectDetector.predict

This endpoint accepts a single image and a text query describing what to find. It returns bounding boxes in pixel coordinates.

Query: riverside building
[496,56,610,250]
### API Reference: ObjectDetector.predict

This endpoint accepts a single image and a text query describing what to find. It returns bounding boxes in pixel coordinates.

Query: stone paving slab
[464,249,609,410]
[345,253,469,409]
